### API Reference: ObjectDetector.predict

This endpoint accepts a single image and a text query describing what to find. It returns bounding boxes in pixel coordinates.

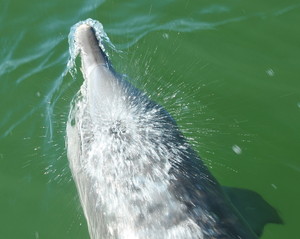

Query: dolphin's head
[68,23,182,168]
[74,24,133,131]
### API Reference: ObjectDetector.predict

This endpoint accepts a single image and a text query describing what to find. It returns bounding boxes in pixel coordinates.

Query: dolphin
[66,22,281,239]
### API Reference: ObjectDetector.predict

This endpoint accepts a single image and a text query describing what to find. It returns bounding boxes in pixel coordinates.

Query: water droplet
[232,145,242,155]
[271,184,277,189]
[162,33,169,39]
[266,68,275,77]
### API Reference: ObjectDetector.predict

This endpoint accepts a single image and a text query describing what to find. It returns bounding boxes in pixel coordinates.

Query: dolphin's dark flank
[66,19,282,239]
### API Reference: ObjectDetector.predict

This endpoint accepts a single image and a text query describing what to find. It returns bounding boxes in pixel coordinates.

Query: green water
[1,0,299,238]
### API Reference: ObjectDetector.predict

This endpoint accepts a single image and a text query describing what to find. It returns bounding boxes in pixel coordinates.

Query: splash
[65,19,257,239]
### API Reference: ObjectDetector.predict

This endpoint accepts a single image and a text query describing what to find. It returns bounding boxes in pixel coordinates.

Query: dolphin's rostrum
[66,19,281,239]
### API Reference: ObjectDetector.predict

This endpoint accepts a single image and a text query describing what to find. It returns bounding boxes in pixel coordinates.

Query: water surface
[0,0,299,238]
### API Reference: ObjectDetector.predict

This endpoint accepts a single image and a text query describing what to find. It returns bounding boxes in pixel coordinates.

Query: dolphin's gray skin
[66,23,276,239]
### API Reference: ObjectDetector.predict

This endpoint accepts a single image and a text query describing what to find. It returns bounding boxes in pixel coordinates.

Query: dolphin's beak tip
[77,23,92,32]
[75,23,99,52]
[75,24,93,40]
